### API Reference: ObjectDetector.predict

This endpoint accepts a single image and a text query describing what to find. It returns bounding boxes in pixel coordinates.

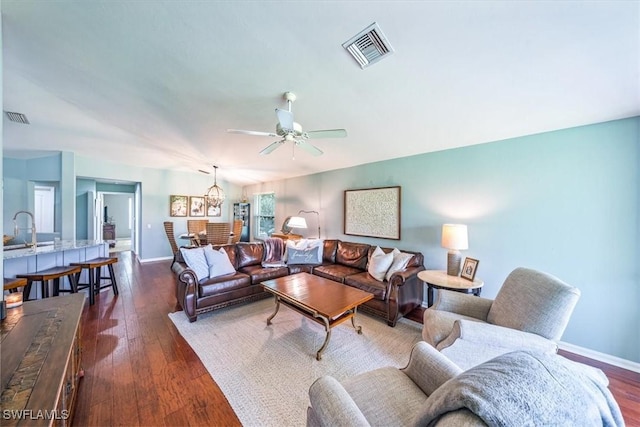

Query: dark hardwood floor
[73,251,640,426]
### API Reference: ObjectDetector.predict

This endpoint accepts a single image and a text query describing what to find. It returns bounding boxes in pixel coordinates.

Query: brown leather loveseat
[173,239,425,326]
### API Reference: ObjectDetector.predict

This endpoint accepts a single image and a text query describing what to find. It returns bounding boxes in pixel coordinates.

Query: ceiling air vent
[5,111,30,124]
[342,22,394,69]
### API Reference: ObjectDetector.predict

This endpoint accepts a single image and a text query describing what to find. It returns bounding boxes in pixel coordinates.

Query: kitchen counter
[3,240,107,260]
[3,241,108,300]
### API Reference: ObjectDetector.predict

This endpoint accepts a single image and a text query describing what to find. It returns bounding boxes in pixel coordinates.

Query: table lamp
[441,224,468,276]
[286,216,307,232]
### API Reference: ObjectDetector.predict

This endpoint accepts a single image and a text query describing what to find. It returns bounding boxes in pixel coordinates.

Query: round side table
[418,270,484,307]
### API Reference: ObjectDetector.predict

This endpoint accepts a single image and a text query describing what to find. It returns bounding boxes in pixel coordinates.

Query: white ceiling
[2,1,639,185]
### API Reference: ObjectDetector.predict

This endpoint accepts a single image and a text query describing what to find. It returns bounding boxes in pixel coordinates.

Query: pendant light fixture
[205,165,226,208]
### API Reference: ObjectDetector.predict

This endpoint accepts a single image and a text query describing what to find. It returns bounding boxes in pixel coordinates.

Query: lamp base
[447,251,462,276]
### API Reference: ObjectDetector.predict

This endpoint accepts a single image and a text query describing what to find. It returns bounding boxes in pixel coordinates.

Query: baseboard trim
[139,256,173,263]
[559,341,640,373]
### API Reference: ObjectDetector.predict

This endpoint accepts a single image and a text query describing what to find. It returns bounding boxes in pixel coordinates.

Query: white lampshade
[441,224,468,250]
[286,216,308,229]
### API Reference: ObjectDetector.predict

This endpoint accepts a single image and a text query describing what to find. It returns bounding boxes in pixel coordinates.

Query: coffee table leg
[314,315,331,361]
[266,296,281,325]
[350,307,363,334]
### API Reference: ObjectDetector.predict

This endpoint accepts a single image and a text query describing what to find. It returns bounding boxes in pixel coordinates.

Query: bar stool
[4,277,27,293]
[70,257,119,305]
[17,266,81,301]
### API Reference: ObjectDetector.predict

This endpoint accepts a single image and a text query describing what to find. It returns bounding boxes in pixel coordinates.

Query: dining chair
[163,221,181,268]
[230,219,243,244]
[187,219,209,246]
[206,222,232,245]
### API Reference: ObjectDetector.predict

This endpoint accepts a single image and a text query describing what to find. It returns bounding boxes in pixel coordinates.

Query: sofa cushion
[238,264,289,284]
[199,272,252,297]
[314,264,363,283]
[345,272,387,300]
[322,239,339,263]
[335,241,370,270]
[204,246,236,278]
[368,246,394,281]
[180,246,209,281]
[236,242,264,268]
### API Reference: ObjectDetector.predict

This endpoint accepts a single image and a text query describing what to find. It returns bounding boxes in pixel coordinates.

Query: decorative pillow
[368,246,394,281]
[180,247,209,280]
[285,239,323,264]
[203,245,236,278]
[287,246,322,265]
[385,248,414,281]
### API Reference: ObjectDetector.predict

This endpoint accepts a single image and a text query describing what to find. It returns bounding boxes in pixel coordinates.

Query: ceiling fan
[227,92,347,157]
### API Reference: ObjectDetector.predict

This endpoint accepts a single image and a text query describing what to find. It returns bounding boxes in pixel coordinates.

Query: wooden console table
[1,294,85,426]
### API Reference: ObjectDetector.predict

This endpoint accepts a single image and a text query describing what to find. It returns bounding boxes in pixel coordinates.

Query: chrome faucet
[13,210,37,248]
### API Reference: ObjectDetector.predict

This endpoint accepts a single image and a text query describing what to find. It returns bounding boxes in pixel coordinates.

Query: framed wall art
[189,196,206,217]
[206,199,222,217]
[461,257,479,281]
[170,195,188,217]
[344,186,401,240]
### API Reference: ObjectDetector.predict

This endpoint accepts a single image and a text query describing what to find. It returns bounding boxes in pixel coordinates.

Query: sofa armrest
[388,265,425,287]
[401,342,463,395]
[308,376,370,427]
[172,262,199,322]
[432,290,493,321]
[437,319,559,354]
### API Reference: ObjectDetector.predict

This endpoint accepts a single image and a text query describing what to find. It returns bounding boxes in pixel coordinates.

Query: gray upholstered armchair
[422,267,581,369]
[307,340,622,426]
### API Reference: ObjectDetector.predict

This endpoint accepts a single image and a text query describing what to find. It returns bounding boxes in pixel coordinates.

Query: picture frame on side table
[170,195,188,217]
[189,196,206,217]
[461,257,479,281]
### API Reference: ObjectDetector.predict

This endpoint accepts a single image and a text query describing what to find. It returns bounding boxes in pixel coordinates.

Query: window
[254,192,275,239]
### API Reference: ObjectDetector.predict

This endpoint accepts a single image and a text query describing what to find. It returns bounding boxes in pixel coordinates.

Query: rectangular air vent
[342,22,394,69]
[5,111,30,124]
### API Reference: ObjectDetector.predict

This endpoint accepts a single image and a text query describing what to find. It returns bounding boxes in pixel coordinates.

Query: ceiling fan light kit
[226,91,347,158]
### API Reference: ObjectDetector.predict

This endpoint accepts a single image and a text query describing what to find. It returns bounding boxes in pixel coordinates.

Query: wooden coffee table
[261,272,374,360]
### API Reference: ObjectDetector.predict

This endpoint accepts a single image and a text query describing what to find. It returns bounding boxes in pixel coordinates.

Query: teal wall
[244,117,640,362]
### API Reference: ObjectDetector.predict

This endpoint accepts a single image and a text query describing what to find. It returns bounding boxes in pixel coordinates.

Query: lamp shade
[286,216,308,229]
[441,224,468,250]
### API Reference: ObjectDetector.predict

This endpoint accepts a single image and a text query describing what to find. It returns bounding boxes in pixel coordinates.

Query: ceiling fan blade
[296,140,323,156]
[305,129,348,139]
[275,108,294,130]
[259,140,284,155]
[227,129,278,137]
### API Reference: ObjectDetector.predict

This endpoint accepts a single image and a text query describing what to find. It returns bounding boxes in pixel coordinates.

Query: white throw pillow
[180,247,209,280]
[385,248,414,281]
[204,245,236,278]
[368,246,394,281]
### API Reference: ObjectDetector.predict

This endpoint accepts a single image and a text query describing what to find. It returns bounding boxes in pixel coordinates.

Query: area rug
[168,298,423,426]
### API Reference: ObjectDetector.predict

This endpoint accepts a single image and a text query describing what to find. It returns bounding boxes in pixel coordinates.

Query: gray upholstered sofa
[422,267,581,369]
[307,341,623,426]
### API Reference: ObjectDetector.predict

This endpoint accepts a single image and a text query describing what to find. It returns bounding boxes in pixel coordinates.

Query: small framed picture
[189,196,206,217]
[461,257,479,281]
[170,195,188,217]
[206,199,222,217]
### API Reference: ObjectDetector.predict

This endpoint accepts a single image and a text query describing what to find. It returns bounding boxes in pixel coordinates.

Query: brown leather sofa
[173,239,425,326]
